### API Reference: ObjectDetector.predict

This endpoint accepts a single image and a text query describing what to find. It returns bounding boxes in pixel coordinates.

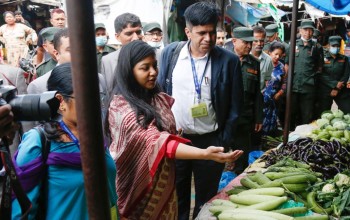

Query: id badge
[191,102,208,118]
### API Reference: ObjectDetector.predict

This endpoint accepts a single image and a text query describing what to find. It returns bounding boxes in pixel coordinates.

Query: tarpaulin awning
[30,0,61,6]
[226,1,286,26]
[305,0,350,15]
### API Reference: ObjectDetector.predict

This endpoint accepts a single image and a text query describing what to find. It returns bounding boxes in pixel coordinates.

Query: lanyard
[59,120,80,147]
[189,44,210,102]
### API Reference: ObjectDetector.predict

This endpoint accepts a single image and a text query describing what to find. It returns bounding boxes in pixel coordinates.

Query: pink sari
[109,92,188,219]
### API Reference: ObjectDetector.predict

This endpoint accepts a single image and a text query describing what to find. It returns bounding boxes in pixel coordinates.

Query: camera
[0,80,60,121]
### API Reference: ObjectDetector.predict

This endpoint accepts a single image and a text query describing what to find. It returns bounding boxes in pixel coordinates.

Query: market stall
[197,109,350,220]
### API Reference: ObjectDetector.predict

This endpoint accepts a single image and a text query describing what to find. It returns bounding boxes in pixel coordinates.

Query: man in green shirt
[232,27,263,173]
[286,20,324,129]
[318,36,350,114]
[35,27,60,78]
[95,23,116,73]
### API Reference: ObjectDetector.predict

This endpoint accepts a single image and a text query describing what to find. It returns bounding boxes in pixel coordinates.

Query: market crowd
[0,1,350,219]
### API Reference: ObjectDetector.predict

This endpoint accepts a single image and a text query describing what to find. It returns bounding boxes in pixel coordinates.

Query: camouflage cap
[233,27,255,42]
[95,23,106,30]
[41,27,61,42]
[329,36,342,46]
[143,22,162,33]
[265,24,278,37]
[300,19,315,29]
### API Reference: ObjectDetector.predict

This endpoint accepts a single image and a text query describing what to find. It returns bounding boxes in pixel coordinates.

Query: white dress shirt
[171,42,217,135]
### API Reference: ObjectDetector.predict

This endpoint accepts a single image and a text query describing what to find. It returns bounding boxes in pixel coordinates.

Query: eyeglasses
[145,32,163,37]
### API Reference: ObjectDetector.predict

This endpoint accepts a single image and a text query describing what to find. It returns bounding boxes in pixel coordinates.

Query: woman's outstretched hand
[204,146,243,163]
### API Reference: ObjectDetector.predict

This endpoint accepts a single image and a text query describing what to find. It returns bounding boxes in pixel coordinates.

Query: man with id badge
[158,2,243,219]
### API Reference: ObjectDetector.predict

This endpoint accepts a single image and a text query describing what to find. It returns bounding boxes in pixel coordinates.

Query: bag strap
[0,140,32,220]
[34,126,50,220]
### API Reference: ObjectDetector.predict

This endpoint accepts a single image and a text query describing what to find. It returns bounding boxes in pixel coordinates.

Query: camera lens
[9,91,60,121]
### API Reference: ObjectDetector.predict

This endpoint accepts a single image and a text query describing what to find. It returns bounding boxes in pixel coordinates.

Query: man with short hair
[35,27,60,77]
[251,26,273,91]
[231,26,263,174]
[216,27,226,47]
[36,9,66,65]
[14,11,32,28]
[28,28,70,94]
[286,20,324,128]
[100,13,143,98]
[95,23,115,73]
[159,2,243,219]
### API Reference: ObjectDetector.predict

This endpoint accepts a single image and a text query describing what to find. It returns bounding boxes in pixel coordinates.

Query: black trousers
[317,92,350,115]
[291,92,315,130]
[176,131,224,220]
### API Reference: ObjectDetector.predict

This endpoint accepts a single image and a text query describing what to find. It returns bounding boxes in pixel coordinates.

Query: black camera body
[0,80,60,121]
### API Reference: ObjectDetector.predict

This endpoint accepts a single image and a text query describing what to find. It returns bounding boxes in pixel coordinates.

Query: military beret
[329,36,342,46]
[41,27,61,42]
[300,19,315,29]
[265,24,278,37]
[95,23,106,30]
[143,22,162,33]
[233,27,255,42]
[313,29,320,37]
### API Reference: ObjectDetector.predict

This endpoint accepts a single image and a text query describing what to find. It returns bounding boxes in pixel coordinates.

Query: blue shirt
[12,129,117,220]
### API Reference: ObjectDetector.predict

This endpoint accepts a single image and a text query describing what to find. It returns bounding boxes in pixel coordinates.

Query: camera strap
[0,72,16,87]
[0,139,31,220]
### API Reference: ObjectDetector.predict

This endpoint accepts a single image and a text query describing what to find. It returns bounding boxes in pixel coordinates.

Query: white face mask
[301,37,311,42]
[147,41,163,48]
[329,46,340,55]
[96,36,107,46]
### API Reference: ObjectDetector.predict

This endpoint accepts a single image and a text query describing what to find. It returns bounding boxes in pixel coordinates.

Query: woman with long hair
[0,11,37,67]
[107,40,243,219]
[12,63,117,219]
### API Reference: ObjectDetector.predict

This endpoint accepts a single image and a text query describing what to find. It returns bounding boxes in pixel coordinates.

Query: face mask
[147,41,163,48]
[312,38,317,43]
[329,47,339,55]
[301,37,311,42]
[96,36,107,46]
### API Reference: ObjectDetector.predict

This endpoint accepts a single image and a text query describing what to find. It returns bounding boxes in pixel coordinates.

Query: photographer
[11,63,117,219]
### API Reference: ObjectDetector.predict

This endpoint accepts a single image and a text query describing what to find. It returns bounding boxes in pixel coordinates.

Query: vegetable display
[310,171,350,218]
[209,157,349,219]
[310,110,350,144]
[261,138,350,179]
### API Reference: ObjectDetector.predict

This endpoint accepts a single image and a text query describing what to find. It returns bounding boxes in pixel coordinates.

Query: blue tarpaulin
[226,2,286,26]
[305,0,350,15]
